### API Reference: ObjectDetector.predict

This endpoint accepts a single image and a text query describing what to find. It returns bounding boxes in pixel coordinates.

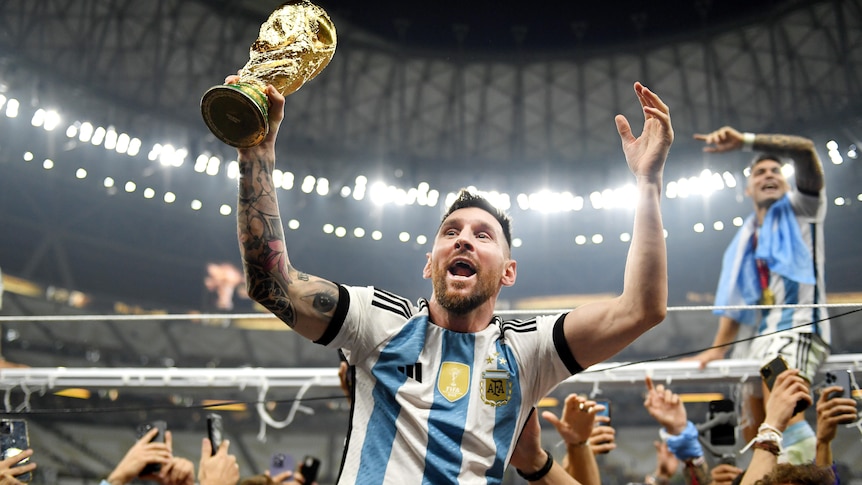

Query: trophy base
[201,83,269,148]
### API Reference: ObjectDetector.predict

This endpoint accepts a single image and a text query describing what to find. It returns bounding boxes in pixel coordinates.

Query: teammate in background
[688,126,829,463]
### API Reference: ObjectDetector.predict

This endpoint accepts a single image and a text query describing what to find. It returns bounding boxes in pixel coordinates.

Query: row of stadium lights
[3,93,860,247]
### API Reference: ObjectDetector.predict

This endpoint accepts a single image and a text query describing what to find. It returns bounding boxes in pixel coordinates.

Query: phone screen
[594,399,611,423]
[708,399,736,446]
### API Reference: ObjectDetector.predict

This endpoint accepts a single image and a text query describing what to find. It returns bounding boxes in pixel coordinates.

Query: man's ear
[422,253,432,279]
[501,259,517,287]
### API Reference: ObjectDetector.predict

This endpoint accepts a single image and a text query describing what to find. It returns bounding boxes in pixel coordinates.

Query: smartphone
[206,413,224,456]
[760,356,809,415]
[594,399,611,424]
[299,455,321,484]
[270,452,296,477]
[708,399,736,446]
[592,399,612,454]
[136,420,167,476]
[824,370,853,400]
[760,355,789,390]
[0,419,32,483]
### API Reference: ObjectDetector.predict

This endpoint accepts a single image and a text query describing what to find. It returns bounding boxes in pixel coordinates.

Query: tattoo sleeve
[753,133,824,194]
[236,153,339,329]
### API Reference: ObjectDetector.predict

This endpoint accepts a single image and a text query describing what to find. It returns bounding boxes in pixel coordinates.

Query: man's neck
[428,299,497,333]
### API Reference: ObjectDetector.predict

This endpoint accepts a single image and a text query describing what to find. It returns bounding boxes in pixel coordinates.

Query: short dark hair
[754,463,835,485]
[748,152,784,173]
[440,189,513,249]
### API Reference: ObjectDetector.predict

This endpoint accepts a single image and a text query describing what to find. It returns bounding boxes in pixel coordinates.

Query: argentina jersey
[758,190,829,343]
[321,285,577,485]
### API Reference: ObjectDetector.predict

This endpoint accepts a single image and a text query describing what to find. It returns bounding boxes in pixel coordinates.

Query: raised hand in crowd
[645,440,679,485]
[815,384,858,468]
[541,394,603,485]
[158,456,196,485]
[198,438,239,485]
[104,427,173,485]
[509,409,576,485]
[740,369,813,485]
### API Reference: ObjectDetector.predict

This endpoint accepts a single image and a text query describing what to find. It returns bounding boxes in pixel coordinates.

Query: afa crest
[437,362,470,402]
[480,369,511,407]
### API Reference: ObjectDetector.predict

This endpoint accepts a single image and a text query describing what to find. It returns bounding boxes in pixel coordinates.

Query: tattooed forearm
[299,280,339,315]
[245,265,297,328]
[754,133,824,193]
[236,151,340,335]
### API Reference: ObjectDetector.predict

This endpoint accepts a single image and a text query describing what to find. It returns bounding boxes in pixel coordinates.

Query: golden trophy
[201,0,337,148]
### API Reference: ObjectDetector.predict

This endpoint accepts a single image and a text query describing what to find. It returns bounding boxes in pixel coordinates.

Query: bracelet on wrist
[742,132,756,152]
[516,449,554,482]
[752,440,781,456]
[567,439,589,448]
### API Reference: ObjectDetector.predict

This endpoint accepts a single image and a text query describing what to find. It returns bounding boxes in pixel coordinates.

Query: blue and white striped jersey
[757,189,829,342]
[319,285,581,485]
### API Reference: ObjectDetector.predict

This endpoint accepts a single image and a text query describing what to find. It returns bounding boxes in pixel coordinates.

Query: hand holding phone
[760,356,809,415]
[135,420,167,476]
[0,419,33,483]
[299,455,321,484]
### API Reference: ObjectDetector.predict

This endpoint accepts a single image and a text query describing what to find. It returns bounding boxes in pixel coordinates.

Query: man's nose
[454,235,474,250]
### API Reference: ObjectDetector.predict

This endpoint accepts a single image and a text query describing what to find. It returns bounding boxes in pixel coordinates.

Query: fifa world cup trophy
[201,0,336,148]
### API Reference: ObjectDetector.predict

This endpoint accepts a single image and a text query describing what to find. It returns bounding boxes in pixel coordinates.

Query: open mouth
[448,260,476,278]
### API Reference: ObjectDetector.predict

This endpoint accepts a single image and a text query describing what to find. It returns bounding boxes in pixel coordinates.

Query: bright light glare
[287,219,300,230]
[75,168,87,179]
[163,192,176,203]
[399,232,410,242]
[4,98,19,117]
[693,223,705,233]
[219,204,232,215]
[191,199,202,211]
[371,230,383,241]
[42,159,54,170]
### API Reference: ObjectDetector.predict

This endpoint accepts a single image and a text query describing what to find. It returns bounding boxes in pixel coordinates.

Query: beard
[431,266,498,315]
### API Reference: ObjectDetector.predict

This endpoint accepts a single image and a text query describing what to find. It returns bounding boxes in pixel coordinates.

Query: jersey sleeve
[505,313,581,405]
[789,188,826,221]
[320,284,415,365]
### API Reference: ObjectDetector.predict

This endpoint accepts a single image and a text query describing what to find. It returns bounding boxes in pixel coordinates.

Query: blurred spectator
[541,394,609,485]
[754,463,835,485]
[814,383,858,472]
[509,409,576,484]
[204,262,247,311]
[739,369,813,485]
[645,440,679,485]
[100,427,189,485]
[642,377,708,485]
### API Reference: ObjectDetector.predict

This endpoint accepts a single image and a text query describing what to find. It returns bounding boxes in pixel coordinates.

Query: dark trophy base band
[201,83,269,148]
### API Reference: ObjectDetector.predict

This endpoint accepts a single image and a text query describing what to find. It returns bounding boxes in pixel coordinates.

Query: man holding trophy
[205,1,676,483]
